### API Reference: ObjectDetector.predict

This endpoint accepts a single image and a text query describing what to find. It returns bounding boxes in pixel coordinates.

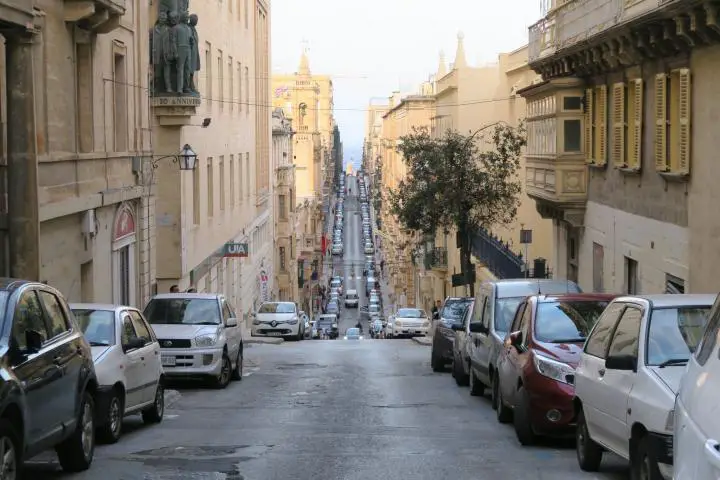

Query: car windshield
[442,300,473,322]
[494,297,525,335]
[317,318,334,327]
[397,308,424,318]
[73,309,116,346]
[646,306,711,366]
[346,328,360,336]
[258,302,295,314]
[534,300,610,343]
[369,304,380,312]
[144,298,221,325]
[347,293,358,299]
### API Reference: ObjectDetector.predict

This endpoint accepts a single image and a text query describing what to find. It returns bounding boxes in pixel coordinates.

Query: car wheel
[576,408,603,472]
[454,355,470,386]
[495,377,512,424]
[214,352,232,389]
[469,367,484,396]
[142,383,165,424]
[513,386,536,446]
[56,390,95,472]
[98,391,123,444]
[0,419,22,479]
[430,346,444,372]
[632,435,663,480]
[231,349,243,381]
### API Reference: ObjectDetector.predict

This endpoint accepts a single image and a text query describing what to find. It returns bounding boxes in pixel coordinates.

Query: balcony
[300,235,314,256]
[277,271,292,288]
[528,0,705,76]
[275,166,294,188]
[424,247,448,271]
[276,218,291,238]
[64,0,126,33]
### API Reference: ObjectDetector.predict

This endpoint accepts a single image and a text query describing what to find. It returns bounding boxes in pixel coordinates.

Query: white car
[143,293,244,389]
[332,244,343,255]
[674,293,720,480]
[574,294,715,479]
[252,301,305,340]
[345,289,359,308]
[392,308,430,337]
[72,303,165,443]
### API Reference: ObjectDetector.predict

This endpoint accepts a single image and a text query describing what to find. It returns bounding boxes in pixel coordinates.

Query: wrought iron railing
[471,229,524,279]
[424,247,448,270]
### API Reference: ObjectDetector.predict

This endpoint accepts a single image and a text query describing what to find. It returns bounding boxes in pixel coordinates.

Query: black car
[431,297,473,372]
[0,279,99,475]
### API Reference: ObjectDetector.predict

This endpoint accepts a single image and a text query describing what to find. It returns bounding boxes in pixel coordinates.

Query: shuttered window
[655,69,691,175]
[627,79,643,170]
[584,85,607,165]
[612,82,626,167]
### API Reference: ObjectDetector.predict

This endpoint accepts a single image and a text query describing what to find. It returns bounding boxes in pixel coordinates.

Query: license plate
[161,355,176,367]
[267,332,282,336]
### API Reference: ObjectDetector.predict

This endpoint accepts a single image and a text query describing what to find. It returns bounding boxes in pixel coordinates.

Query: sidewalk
[411,336,432,346]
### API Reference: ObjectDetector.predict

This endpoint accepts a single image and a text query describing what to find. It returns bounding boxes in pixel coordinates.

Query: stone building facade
[0,0,155,307]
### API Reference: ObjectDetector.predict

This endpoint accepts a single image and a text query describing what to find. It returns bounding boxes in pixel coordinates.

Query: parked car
[252,301,305,341]
[0,280,98,473]
[392,308,430,337]
[431,297,473,372]
[674,293,720,480]
[574,294,715,478]
[452,301,476,385]
[464,279,581,401]
[493,293,616,444]
[71,304,165,443]
[144,293,244,388]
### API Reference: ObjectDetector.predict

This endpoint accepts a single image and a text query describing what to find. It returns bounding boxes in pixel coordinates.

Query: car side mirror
[225,317,238,327]
[25,329,44,353]
[450,324,462,331]
[469,323,487,334]
[505,331,523,351]
[605,354,637,371]
[123,337,145,352]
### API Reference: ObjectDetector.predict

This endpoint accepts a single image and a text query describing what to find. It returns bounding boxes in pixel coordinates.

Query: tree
[388,122,526,296]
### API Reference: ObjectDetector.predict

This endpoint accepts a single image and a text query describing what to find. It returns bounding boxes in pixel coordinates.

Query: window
[229,155,235,206]
[607,307,642,358]
[585,302,625,358]
[646,306,710,365]
[221,301,233,322]
[12,290,48,351]
[219,156,225,210]
[205,43,212,108]
[279,246,286,271]
[626,79,643,170]
[279,194,287,219]
[120,316,138,345]
[217,51,224,109]
[207,158,214,217]
[510,302,527,332]
[534,300,609,343]
[38,291,70,338]
[193,167,201,224]
[76,42,93,153]
[593,243,604,292]
[611,82,626,168]
[113,50,128,152]
[625,257,638,294]
[695,297,720,366]
[655,69,691,174]
[563,96,582,111]
[584,85,607,165]
[563,119,581,152]
[118,245,131,305]
[666,273,685,294]
[129,311,152,344]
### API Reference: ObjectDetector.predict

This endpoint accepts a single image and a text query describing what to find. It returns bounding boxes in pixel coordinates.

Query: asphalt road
[26,340,630,479]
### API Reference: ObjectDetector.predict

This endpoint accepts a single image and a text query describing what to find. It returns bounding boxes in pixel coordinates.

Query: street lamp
[150,144,198,171]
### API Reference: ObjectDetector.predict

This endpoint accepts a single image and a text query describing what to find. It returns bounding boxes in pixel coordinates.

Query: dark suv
[431,297,474,372]
[0,279,98,475]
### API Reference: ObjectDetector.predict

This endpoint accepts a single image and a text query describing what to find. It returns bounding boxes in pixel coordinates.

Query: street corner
[411,336,432,346]
[245,336,285,345]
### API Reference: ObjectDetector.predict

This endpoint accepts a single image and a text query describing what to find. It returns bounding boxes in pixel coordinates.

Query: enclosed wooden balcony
[64,0,126,33]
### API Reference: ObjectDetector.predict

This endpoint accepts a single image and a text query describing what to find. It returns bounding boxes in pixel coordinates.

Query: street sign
[223,242,249,257]
[520,229,533,245]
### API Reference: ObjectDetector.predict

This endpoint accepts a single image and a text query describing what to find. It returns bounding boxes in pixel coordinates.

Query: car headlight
[332,323,337,328]
[195,334,219,347]
[395,320,401,326]
[343,336,348,340]
[423,320,430,328]
[665,409,674,432]
[533,353,575,385]
[288,317,298,325]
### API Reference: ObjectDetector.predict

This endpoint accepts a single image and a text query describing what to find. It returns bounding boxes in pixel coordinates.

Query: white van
[344,289,359,308]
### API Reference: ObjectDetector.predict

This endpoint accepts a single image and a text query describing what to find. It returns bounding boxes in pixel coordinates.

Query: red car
[495,293,618,445]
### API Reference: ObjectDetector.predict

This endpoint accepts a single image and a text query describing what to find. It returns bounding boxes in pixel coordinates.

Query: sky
[271,0,543,167]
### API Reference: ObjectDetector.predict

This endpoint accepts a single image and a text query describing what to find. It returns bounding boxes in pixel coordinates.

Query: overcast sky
[271,0,543,166]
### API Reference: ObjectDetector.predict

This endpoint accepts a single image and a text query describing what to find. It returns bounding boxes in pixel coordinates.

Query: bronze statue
[158,0,178,16]
[171,11,193,94]
[150,11,173,94]
[188,14,200,95]
[179,0,190,14]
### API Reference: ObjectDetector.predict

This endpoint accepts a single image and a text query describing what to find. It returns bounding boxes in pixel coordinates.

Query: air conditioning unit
[81,209,97,236]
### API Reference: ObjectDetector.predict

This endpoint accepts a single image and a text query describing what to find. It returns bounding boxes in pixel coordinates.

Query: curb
[245,337,284,345]
[411,337,432,346]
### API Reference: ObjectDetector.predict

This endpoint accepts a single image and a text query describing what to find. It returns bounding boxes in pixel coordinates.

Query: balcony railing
[424,247,448,270]
[471,229,525,279]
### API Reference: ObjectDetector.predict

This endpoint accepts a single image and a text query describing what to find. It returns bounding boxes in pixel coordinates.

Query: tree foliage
[389,123,527,240]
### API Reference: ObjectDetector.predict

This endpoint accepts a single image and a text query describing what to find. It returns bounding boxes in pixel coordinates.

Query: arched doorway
[112,203,137,306]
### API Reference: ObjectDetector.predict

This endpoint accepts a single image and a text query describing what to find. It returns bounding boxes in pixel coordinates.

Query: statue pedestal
[151,96,201,126]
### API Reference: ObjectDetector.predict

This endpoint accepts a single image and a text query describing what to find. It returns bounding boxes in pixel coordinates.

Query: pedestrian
[431,299,442,320]
[380,259,385,274]
[170,285,180,293]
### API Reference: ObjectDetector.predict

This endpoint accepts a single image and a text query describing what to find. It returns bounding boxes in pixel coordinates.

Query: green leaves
[389,122,526,238]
